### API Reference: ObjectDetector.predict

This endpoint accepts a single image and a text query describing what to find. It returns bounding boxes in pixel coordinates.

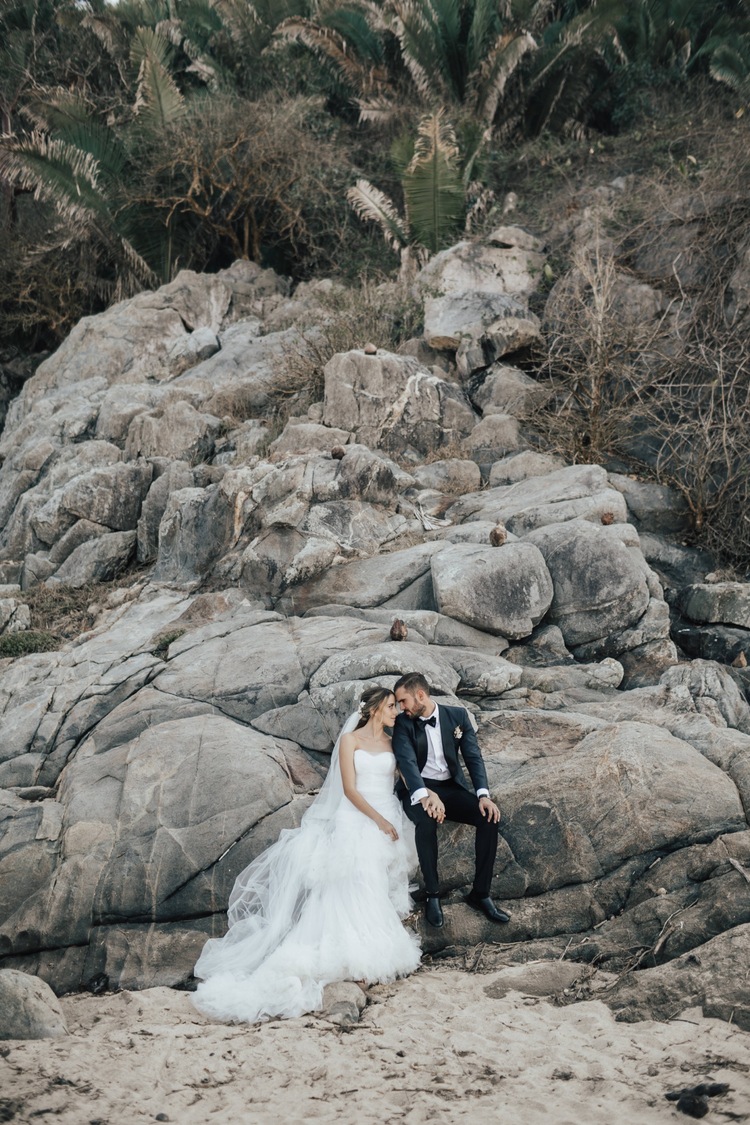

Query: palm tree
[278,0,536,126]
[0,13,196,295]
[347,107,465,274]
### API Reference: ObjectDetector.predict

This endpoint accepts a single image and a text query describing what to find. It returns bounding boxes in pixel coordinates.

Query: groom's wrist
[411,787,429,805]
[476,788,489,799]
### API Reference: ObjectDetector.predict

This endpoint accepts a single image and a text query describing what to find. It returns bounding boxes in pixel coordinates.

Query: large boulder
[602,923,750,1029]
[678,582,750,630]
[0,970,68,1039]
[418,228,546,357]
[431,542,553,639]
[322,350,477,458]
[526,519,651,646]
[447,464,627,535]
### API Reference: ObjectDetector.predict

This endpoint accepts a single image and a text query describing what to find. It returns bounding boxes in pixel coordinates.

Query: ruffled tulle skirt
[192,786,420,1024]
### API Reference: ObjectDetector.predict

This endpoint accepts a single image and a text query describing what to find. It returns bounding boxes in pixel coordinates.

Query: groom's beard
[402,701,427,719]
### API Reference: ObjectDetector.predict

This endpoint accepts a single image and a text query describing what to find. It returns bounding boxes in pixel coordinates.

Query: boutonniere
[453,725,463,740]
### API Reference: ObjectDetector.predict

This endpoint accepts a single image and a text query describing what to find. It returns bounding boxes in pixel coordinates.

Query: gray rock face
[125,400,222,463]
[0,969,68,1039]
[322,350,477,457]
[418,230,545,354]
[431,542,554,639]
[412,459,481,495]
[448,464,627,535]
[48,530,136,588]
[678,582,750,630]
[526,519,651,646]
[470,364,541,418]
[608,473,691,533]
[462,413,522,462]
[1,244,749,1008]
[603,922,750,1029]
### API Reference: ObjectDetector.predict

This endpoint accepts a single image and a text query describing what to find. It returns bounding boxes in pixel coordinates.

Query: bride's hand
[377,816,399,841]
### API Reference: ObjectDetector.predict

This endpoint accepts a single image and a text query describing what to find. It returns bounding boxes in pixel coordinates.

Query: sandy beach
[2,963,749,1124]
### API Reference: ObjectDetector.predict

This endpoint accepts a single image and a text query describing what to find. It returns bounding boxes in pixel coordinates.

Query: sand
[2,964,750,1124]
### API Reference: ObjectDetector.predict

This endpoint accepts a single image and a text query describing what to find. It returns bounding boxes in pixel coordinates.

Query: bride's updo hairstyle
[355,686,394,730]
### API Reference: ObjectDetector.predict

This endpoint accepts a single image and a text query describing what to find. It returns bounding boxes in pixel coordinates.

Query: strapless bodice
[352,749,397,803]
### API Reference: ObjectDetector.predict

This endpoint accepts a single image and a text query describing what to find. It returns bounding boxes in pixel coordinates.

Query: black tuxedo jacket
[392,703,488,800]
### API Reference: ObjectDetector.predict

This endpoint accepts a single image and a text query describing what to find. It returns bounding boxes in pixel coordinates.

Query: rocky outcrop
[0,229,746,1021]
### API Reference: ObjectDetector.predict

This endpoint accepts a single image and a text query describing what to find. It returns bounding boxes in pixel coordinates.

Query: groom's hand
[478,796,501,823]
[421,793,445,823]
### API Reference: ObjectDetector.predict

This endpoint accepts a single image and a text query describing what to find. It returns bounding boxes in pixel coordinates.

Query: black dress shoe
[425,896,444,928]
[464,893,511,924]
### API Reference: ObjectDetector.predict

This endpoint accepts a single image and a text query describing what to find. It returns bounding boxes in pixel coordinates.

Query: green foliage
[152,628,186,657]
[0,630,58,658]
[348,108,466,265]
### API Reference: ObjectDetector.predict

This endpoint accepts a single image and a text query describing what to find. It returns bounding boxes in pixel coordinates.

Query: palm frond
[404,108,463,253]
[131,26,186,130]
[709,40,750,97]
[347,178,408,252]
[475,29,537,125]
[277,16,385,96]
[0,133,103,224]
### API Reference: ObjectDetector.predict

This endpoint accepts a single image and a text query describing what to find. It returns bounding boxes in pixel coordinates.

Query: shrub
[0,630,57,658]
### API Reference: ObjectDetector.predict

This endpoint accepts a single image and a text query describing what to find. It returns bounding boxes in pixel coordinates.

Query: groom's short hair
[394,672,430,695]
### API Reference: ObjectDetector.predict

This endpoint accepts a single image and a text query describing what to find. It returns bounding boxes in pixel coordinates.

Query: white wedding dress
[192,738,420,1024]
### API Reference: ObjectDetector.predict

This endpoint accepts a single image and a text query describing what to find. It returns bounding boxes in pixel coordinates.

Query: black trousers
[399,779,499,898]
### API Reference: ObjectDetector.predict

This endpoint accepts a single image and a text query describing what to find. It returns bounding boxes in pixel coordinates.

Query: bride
[192,686,426,1023]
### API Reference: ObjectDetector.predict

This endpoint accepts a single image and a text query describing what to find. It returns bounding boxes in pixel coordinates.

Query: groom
[392,672,511,929]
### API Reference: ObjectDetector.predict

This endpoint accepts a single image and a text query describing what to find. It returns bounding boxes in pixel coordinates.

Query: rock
[32,461,153,546]
[430,542,554,639]
[125,400,222,464]
[525,519,650,646]
[0,712,296,961]
[165,326,220,373]
[412,459,481,495]
[47,518,112,568]
[269,422,353,457]
[661,660,750,733]
[487,451,567,486]
[0,969,68,1039]
[483,961,585,999]
[462,413,523,463]
[320,980,366,1025]
[603,923,750,1029]
[79,919,224,992]
[455,315,543,379]
[673,621,750,666]
[519,658,624,693]
[308,641,461,696]
[678,583,750,630]
[448,464,627,535]
[639,533,714,591]
[443,650,522,695]
[152,485,234,586]
[486,719,745,896]
[608,473,691,533]
[252,691,333,752]
[302,605,509,654]
[136,462,194,564]
[418,232,545,353]
[469,364,541,417]
[0,598,30,634]
[288,542,444,614]
[322,350,477,458]
[47,530,136,588]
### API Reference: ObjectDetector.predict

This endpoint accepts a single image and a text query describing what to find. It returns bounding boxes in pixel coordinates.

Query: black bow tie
[421,715,437,727]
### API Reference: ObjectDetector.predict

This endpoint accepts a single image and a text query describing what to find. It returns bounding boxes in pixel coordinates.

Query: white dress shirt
[411,703,489,805]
